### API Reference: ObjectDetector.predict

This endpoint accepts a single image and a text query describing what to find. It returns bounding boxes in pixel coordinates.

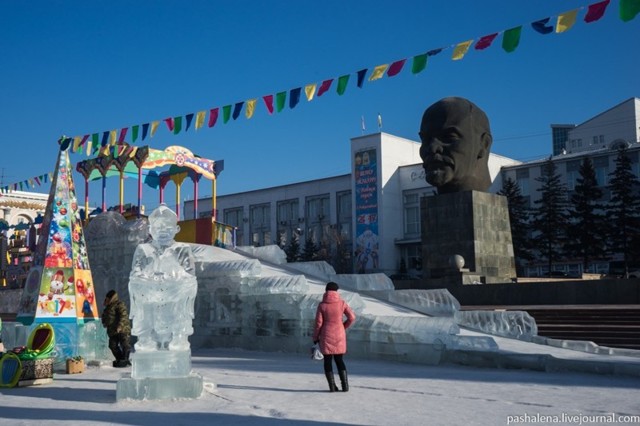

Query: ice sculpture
[117,205,202,400]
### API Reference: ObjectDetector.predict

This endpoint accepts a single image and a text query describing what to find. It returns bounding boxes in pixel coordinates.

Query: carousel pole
[101,175,106,212]
[137,166,142,218]
[119,170,124,214]
[84,178,90,225]
[193,175,199,220]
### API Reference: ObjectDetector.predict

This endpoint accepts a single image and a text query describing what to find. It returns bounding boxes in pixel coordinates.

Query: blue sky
[0,1,637,212]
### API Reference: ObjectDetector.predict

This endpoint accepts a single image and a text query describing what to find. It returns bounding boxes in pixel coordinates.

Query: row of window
[221,191,352,248]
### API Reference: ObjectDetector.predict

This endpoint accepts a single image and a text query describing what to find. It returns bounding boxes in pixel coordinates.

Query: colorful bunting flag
[620,0,640,22]
[109,130,117,145]
[222,105,232,123]
[164,117,175,132]
[336,75,350,95]
[531,17,554,34]
[101,131,109,147]
[289,89,301,108]
[475,33,498,50]
[368,65,388,81]
[142,124,149,141]
[72,136,82,152]
[387,59,406,77]
[411,54,427,74]
[86,140,92,156]
[185,113,194,131]
[150,121,159,137]
[556,10,579,33]
[585,0,610,22]
[427,48,443,56]
[208,108,219,128]
[195,111,206,130]
[502,26,522,53]
[276,91,286,112]
[173,116,183,134]
[304,84,317,101]
[132,125,139,142]
[263,95,275,114]
[317,79,333,96]
[232,102,244,120]
[246,99,257,118]
[452,40,473,60]
[118,127,128,143]
[356,69,368,87]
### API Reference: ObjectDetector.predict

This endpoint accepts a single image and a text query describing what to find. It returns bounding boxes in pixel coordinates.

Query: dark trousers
[323,354,346,373]
[108,333,131,361]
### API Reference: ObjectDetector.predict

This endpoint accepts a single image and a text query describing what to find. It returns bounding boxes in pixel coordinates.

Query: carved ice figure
[128,205,197,351]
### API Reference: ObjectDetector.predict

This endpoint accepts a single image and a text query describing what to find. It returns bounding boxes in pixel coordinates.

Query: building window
[566,161,580,191]
[402,189,429,238]
[306,195,330,245]
[593,157,609,187]
[250,203,271,247]
[276,199,299,247]
[336,191,352,243]
[224,207,244,245]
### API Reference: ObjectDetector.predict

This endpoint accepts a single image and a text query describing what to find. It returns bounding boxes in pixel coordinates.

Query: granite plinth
[131,349,191,379]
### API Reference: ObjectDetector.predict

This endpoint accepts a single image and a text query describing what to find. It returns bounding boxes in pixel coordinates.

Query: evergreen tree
[284,236,300,263]
[301,237,318,261]
[498,177,534,275]
[606,147,640,276]
[565,157,607,272]
[531,158,569,272]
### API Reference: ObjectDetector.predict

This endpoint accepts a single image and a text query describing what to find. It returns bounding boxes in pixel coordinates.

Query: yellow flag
[452,40,473,60]
[195,111,206,130]
[109,130,117,145]
[86,141,92,156]
[129,146,138,158]
[556,10,578,33]
[305,84,317,101]
[368,64,388,81]
[73,136,82,152]
[245,99,257,119]
[150,121,159,137]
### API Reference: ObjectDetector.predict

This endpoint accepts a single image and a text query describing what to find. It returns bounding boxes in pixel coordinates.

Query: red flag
[584,0,610,23]
[387,59,406,77]
[317,79,333,97]
[475,33,498,50]
[164,118,174,132]
[263,95,274,114]
[118,127,128,143]
[208,108,219,128]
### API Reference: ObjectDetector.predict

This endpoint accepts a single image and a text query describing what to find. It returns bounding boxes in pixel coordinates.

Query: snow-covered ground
[1,347,639,426]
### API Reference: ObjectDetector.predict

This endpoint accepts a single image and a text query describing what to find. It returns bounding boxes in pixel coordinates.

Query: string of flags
[2,0,639,195]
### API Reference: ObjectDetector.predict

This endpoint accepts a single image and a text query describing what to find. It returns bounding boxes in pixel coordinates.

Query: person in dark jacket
[101,290,132,368]
[312,281,356,392]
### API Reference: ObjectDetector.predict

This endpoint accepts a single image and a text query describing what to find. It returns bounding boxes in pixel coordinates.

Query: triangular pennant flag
[185,113,194,131]
[475,33,498,50]
[289,88,301,108]
[80,134,89,148]
[620,0,640,22]
[502,26,522,53]
[86,140,93,156]
[263,95,275,114]
[556,10,578,33]
[427,48,443,56]
[246,99,257,118]
[305,84,317,101]
[356,69,367,87]
[531,17,554,34]
[173,116,183,134]
[101,131,109,147]
[118,127,128,143]
[451,40,473,60]
[232,102,244,120]
[336,75,349,95]
[164,117,175,132]
[276,91,286,112]
[72,136,82,152]
[109,130,117,145]
[368,65,388,81]
[195,111,206,130]
[208,108,219,127]
[142,123,149,141]
[387,59,406,77]
[585,0,610,23]
[34,176,41,185]
[132,125,139,143]
[222,105,232,123]
[411,54,428,74]
[317,79,333,96]
[150,121,159,137]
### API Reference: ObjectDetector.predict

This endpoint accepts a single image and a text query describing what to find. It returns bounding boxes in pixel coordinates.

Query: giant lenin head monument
[418,97,516,287]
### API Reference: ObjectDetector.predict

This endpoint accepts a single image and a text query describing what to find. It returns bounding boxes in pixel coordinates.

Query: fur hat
[325,282,339,292]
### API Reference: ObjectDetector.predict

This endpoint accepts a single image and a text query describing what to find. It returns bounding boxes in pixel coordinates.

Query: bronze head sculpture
[419,97,493,194]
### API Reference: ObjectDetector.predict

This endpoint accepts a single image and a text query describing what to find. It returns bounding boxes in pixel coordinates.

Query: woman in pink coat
[313,281,356,392]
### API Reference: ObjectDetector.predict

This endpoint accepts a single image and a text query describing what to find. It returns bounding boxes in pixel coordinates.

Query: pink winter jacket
[312,291,356,355]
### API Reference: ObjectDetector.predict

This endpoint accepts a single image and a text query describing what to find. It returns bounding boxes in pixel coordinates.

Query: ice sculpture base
[116,373,204,401]
[132,350,192,379]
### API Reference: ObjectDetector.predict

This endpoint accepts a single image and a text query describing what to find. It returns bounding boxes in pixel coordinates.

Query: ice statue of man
[128,204,197,352]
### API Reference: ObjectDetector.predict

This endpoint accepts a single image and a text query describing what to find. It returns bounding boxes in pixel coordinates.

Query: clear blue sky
[1,1,637,212]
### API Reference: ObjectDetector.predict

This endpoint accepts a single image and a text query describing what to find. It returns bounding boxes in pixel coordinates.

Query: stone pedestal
[116,350,204,400]
[421,191,516,286]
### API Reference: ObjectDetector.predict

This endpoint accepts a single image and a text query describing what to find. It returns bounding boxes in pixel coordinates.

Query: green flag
[502,26,522,53]
[223,105,231,123]
[276,91,286,112]
[173,116,182,134]
[337,75,350,95]
[411,54,427,74]
[620,0,640,22]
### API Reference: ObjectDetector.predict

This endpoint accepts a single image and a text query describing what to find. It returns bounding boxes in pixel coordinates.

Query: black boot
[338,370,349,392]
[324,371,339,392]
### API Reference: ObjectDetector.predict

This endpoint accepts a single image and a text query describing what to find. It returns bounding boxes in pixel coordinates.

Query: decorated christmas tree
[16,139,100,360]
